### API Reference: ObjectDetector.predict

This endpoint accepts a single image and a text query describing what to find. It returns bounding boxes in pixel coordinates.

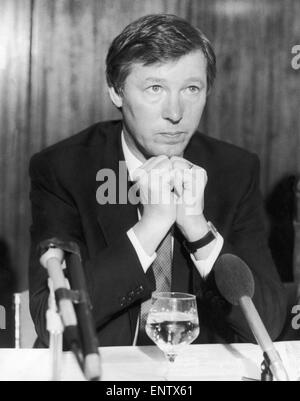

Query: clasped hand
[132,155,209,243]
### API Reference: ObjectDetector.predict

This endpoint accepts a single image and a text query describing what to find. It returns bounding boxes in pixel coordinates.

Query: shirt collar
[121,131,143,180]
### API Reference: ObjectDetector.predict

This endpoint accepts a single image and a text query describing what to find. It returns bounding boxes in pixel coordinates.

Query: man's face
[109,50,208,161]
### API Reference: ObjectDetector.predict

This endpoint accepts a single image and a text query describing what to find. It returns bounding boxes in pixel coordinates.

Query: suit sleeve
[199,155,287,343]
[29,153,154,346]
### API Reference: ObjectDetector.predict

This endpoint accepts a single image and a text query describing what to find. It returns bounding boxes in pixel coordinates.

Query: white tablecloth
[0,341,299,381]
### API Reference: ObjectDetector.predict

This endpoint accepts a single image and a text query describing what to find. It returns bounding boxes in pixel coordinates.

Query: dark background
[0,0,299,292]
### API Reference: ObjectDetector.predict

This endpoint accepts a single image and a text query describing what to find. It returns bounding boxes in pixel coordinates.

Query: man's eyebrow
[143,76,205,84]
[143,77,166,83]
[184,77,205,83]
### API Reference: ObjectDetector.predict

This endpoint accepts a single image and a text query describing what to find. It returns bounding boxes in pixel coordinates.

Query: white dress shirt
[121,132,224,279]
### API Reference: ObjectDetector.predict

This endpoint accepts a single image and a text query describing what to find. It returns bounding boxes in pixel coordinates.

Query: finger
[148,158,173,178]
[183,166,207,191]
[131,155,168,181]
[172,168,184,197]
[132,167,147,182]
[170,156,193,170]
[142,155,169,173]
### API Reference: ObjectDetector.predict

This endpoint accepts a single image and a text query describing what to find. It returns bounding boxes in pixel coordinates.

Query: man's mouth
[159,131,186,138]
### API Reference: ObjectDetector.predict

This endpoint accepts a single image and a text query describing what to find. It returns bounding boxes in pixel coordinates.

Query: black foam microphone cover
[214,254,255,305]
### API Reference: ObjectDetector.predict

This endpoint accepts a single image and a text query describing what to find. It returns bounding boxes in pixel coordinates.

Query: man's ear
[108,86,123,108]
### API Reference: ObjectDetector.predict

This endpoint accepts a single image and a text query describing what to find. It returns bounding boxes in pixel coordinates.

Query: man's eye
[147,85,162,94]
[187,86,200,94]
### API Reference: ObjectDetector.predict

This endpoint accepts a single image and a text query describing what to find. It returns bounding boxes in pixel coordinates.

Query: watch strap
[183,222,217,253]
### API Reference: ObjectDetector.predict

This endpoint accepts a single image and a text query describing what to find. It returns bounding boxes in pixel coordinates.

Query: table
[0,341,299,381]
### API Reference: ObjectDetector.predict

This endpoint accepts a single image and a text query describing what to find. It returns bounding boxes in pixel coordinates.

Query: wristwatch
[183,222,218,253]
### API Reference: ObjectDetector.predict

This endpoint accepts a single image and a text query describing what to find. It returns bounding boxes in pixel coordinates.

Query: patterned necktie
[138,228,173,340]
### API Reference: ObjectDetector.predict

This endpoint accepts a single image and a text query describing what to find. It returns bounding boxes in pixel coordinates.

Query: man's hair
[106,14,216,94]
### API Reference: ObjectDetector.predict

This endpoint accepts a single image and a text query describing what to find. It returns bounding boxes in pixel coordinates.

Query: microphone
[214,254,289,381]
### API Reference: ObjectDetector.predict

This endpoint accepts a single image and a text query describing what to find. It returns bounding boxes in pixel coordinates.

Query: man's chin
[158,147,185,158]
[146,144,185,158]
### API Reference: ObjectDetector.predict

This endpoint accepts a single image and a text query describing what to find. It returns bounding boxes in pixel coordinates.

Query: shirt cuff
[190,233,224,279]
[127,228,157,273]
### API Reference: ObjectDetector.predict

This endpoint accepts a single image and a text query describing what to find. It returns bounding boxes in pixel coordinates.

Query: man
[29,14,287,347]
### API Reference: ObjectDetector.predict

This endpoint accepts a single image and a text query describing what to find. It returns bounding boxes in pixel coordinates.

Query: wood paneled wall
[0,0,32,287]
[1,0,299,289]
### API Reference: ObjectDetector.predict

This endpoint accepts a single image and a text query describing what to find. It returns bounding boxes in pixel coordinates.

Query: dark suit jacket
[29,120,287,347]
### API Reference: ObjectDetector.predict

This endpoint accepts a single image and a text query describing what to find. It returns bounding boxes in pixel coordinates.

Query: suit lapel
[94,125,139,246]
[93,124,141,340]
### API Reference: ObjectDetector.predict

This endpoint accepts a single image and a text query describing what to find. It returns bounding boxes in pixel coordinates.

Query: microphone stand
[39,238,101,381]
[261,354,274,381]
[47,279,63,381]
[240,296,289,381]
[64,244,101,381]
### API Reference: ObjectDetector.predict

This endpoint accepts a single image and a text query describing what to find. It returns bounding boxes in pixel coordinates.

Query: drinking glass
[145,292,199,376]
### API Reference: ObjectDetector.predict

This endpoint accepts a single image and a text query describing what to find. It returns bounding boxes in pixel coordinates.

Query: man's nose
[162,94,183,124]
